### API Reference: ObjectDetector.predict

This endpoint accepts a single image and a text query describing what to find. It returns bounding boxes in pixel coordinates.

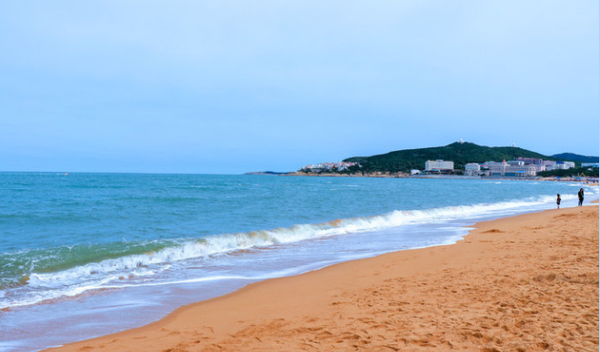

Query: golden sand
[48,205,599,352]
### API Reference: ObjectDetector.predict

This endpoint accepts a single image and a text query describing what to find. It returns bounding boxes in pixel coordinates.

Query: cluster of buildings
[300,161,361,173]
[418,158,578,177]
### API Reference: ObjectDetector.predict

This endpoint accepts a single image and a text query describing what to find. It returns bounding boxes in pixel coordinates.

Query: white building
[489,160,536,177]
[532,164,547,173]
[547,161,576,170]
[425,160,454,171]
[481,161,501,168]
[464,163,481,176]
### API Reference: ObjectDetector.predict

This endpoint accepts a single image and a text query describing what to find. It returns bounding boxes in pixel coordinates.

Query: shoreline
[47,205,599,352]
[281,172,599,183]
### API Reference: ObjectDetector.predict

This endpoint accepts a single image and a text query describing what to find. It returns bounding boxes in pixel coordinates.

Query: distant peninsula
[244,171,291,176]
[286,141,599,178]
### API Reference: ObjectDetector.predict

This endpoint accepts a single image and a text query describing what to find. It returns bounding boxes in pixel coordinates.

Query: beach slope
[48,205,599,352]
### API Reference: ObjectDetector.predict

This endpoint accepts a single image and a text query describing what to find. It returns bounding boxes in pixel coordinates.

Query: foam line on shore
[2,191,593,311]
[45,205,600,352]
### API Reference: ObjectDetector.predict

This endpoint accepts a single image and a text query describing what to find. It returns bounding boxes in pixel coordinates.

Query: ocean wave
[1,190,595,310]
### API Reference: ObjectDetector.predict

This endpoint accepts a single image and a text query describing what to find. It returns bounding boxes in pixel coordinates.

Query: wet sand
[48,205,599,352]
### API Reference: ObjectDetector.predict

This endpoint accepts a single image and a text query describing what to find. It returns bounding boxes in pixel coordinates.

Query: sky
[0,1,598,174]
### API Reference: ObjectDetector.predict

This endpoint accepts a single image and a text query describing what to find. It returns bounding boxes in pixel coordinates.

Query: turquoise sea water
[0,172,597,351]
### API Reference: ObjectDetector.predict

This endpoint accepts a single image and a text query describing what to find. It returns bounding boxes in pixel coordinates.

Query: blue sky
[1,1,598,174]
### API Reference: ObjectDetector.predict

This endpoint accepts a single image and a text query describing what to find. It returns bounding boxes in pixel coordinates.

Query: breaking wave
[0,191,590,310]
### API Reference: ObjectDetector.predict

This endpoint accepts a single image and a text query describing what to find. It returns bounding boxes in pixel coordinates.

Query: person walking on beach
[578,188,584,206]
[556,194,561,209]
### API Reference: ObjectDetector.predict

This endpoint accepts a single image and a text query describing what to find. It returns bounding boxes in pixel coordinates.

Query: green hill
[551,153,599,163]
[343,142,555,173]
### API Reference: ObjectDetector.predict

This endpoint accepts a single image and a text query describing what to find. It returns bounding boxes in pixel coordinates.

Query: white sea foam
[2,190,596,310]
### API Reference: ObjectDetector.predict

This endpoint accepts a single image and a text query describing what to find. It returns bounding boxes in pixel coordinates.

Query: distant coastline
[243,171,291,176]
[245,142,598,181]
[267,142,599,181]
[246,171,598,184]
[284,171,408,178]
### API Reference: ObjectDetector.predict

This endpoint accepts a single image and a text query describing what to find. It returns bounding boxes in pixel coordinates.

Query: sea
[0,172,597,352]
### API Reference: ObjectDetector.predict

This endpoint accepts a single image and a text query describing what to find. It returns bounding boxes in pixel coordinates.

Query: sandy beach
[48,205,599,352]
